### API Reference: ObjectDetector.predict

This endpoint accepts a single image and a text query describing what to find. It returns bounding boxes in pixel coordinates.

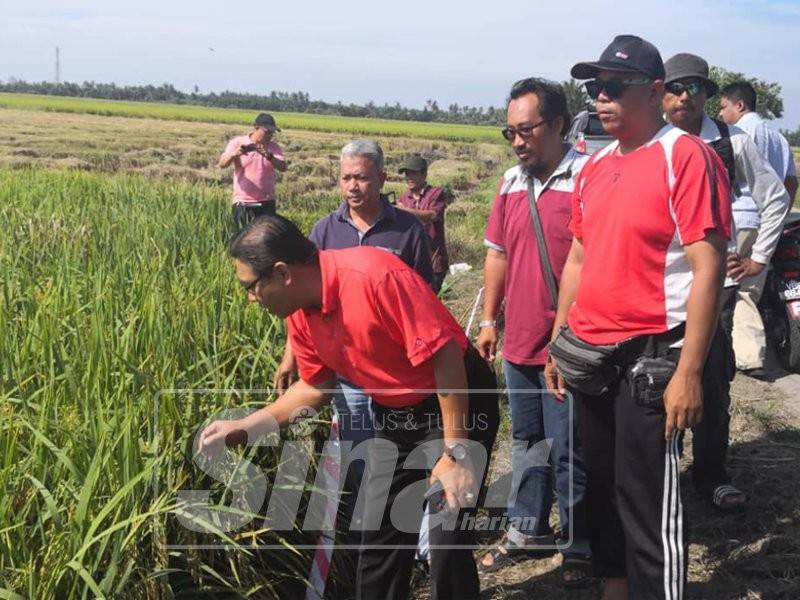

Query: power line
[55,46,60,84]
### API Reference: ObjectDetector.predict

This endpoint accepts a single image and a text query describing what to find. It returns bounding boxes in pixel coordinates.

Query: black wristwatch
[443,442,469,462]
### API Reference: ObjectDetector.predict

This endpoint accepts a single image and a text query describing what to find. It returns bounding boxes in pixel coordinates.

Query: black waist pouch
[548,326,622,396]
[627,355,678,410]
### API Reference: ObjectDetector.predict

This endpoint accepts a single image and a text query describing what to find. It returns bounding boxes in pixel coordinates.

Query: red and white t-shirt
[568,125,732,345]
[484,148,588,365]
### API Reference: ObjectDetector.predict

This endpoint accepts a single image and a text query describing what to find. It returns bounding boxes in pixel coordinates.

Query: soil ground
[411,327,800,599]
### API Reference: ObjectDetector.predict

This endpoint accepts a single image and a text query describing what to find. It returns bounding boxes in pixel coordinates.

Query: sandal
[477,533,553,574]
[711,484,747,513]
[561,555,594,589]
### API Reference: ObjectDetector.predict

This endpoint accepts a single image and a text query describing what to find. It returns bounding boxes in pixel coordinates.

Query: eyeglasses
[501,119,548,141]
[664,81,706,97]
[241,276,263,294]
[584,77,651,100]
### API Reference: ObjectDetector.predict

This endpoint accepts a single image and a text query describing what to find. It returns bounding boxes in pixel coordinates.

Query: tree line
[0,79,510,125]
[1,69,795,140]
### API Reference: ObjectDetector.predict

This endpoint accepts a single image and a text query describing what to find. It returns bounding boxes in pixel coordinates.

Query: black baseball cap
[664,53,719,97]
[254,113,280,132]
[399,154,428,174]
[571,34,665,81]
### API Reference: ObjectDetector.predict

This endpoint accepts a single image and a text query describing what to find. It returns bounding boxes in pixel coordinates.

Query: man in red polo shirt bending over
[199,215,498,600]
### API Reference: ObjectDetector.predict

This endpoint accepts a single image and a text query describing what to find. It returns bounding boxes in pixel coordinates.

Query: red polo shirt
[286,247,468,407]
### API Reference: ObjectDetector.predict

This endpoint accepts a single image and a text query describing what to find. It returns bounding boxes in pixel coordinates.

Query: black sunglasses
[584,77,651,100]
[501,119,548,142]
[664,81,706,97]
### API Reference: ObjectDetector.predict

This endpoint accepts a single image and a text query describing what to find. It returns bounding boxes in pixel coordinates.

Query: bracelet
[478,320,497,328]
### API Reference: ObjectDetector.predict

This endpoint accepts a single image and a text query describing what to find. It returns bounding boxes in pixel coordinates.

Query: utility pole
[55,46,60,84]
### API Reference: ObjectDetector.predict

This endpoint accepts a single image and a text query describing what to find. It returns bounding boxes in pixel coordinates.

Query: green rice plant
[0,93,503,144]
[0,167,334,598]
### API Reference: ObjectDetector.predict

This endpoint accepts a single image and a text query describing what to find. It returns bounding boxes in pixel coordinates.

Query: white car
[565,110,613,155]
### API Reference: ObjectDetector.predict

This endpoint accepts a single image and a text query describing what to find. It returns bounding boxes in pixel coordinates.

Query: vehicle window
[586,115,607,136]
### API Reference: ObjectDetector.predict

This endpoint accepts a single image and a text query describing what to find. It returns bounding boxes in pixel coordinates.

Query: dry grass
[0,107,506,194]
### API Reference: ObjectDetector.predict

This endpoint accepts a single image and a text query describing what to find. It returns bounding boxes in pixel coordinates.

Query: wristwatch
[478,319,497,328]
[444,442,469,462]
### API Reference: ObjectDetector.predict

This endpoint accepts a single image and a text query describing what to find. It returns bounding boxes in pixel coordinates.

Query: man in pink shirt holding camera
[219,113,287,230]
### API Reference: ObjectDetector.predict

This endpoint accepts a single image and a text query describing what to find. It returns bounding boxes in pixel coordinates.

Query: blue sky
[1,0,799,129]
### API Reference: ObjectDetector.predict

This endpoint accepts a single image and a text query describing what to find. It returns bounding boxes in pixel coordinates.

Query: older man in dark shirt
[396,154,450,293]
[309,148,433,283]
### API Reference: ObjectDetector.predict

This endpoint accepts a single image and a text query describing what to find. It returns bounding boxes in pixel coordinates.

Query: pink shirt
[484,148,588,365]
[223,135,285,203]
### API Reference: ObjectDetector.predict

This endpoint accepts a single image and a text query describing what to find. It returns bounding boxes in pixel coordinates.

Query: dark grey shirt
[309,195,434,285]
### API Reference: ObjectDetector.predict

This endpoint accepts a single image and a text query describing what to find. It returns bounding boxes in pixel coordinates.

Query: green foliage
[561,79,590,117]
[780,125,800,147]
[705,66,784,120]
[0,168,335,598]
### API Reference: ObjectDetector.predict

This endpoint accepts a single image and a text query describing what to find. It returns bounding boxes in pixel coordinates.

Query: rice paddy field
[2,94,800,600]
[0,100,508,599]
[0,93,502,143]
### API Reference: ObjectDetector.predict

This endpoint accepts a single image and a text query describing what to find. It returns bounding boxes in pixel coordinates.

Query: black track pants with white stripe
[577,374,687,600]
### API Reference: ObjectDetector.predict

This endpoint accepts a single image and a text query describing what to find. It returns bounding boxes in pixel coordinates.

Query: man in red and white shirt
[219,113,287,230]
[199,215,499,600]
[545,35,731,600]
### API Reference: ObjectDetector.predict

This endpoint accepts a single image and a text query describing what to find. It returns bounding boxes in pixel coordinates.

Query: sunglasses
[664,81,706,97]
[584,77,651,100]
[501,119,547,142]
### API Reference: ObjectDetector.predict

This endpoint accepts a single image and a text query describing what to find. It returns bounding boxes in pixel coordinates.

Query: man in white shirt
[663,53,791,512]
[719,81,798,375]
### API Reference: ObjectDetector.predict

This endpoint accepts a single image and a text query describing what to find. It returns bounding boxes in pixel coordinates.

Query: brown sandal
[478,536,525,573]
